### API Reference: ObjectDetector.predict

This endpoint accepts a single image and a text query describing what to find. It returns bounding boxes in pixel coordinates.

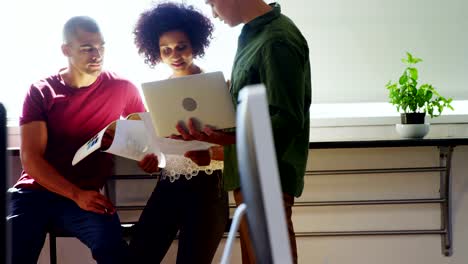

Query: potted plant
[386,52,454,138]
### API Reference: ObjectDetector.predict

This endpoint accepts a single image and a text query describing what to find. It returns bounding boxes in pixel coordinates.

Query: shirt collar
[239,3,281,42]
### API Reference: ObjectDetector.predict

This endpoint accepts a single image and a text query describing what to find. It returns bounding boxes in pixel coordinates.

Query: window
[0,0,240,121]
[2,0,466,123]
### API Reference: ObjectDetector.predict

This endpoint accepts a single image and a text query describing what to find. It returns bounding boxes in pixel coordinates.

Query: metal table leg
[439,146,453,256]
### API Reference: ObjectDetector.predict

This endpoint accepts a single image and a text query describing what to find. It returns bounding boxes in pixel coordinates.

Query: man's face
[159,31,194,73]
[62,28,105,76]
[205,0,242,27]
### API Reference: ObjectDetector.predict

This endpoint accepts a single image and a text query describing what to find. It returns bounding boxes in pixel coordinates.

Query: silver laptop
[141,71,236,137]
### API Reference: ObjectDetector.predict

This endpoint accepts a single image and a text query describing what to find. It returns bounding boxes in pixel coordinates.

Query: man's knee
[91,239,128,254]
[68,212,127,263]
[90,235,129,264]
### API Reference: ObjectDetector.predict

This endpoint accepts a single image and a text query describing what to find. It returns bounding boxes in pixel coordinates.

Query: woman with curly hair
[129,2,229,263]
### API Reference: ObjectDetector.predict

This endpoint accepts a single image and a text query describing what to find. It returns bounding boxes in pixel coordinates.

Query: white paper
[72,115,214,167]
[72,126,107,166]
[139,112,214,155]
[104,120,166,167]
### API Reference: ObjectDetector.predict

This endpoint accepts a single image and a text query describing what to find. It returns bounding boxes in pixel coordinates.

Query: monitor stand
[220,203,247,264]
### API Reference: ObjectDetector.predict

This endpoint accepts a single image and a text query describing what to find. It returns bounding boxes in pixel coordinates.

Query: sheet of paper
[72,113,215,167]
[72,124,108,166]
[139,112,214,155]
[152,137,214,155]
[105,120,166,167]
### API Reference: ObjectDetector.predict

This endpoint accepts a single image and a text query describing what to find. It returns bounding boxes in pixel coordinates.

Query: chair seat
[48,226,74,238]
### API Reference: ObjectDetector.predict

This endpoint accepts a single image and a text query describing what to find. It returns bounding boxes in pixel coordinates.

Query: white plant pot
[395,124,430,139]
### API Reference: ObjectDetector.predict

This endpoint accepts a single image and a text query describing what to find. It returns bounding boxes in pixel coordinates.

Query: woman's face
[159,31,194,74]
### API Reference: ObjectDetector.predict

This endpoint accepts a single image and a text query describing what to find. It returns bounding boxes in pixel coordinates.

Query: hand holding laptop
[141,71,236,138]
[172,118,236,146]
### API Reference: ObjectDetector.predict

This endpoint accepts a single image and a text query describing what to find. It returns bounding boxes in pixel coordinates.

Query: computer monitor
[225,84,292,264]
[1,103,7,264]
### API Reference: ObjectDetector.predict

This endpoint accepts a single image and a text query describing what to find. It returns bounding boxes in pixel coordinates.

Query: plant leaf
[408,67,418,80]
[386,52,452,117]
[399,74,408,85]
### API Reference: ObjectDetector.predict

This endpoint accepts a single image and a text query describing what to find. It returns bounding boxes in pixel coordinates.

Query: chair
[48,173,156,264]
[48,222,137,264]
[47,164,234,263]
[48,227,73,264]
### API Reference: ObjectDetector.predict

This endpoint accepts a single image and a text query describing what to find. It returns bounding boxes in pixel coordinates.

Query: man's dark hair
[134,2,214,67]
[63,16,101,43]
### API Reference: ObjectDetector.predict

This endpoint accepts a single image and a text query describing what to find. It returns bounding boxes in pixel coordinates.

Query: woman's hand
[209,146,224,160]
[138,153,160,174]
[173,118,235,146]
[184,150,211,166]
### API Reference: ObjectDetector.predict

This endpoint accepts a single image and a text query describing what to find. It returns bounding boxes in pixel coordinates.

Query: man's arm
[20,121,114,214]
[261,40,308,134]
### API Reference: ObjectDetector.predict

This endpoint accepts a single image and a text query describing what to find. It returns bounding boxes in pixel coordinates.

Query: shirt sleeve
[19,85,48,126]
[259,40,308,137]
[123,81,146,117]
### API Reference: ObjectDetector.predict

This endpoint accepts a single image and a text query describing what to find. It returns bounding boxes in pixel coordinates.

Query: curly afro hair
[134,2,214,67]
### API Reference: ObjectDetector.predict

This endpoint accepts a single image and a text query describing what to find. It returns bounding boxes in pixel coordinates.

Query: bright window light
[0,0,240,122]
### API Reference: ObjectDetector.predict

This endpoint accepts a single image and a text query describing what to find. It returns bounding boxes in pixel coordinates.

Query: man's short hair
[63,16,101,43]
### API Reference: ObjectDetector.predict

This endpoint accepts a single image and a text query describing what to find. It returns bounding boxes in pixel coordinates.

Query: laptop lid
[141,71,236,137]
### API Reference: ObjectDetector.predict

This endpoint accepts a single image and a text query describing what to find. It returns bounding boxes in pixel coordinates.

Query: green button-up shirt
[223,3,311,197]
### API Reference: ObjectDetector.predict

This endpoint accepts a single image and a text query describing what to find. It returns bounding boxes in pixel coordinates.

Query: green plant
[386,52,454,118]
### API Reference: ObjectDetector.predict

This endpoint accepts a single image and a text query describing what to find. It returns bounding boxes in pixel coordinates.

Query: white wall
[3,0,467,119]
[281,0,468,103]
[0,0,239,119]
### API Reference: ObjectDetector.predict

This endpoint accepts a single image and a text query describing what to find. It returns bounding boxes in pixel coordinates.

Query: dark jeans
[6,188,128,264]
[129,170,229,264]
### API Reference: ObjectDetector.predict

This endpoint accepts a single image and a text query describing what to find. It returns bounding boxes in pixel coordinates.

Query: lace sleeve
[161,154,224,182]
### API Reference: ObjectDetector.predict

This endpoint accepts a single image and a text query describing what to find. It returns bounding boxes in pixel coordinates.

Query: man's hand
[101,125,116,150]
[173,118,235,146]
[101,130,114,150]
[184,150,211,166]
[74,190,115,215]
[138,153,159,174]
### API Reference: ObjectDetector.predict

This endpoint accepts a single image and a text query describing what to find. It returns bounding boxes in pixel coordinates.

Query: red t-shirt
[15,70,146,190]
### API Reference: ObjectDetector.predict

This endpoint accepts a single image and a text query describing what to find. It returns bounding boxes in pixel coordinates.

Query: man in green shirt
[177,1,310,263]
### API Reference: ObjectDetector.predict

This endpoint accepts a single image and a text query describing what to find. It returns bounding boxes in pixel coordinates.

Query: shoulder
[268,14,304,38]
[97,71,143,105]
[99,71,134,85]
[261,14,309,54]
[257,19,309,67]
[20,74,63,124]
[27,74,62,98]
[99,71,139,91]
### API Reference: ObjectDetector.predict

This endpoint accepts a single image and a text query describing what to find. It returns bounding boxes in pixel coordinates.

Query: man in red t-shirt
[6,16,158,264]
